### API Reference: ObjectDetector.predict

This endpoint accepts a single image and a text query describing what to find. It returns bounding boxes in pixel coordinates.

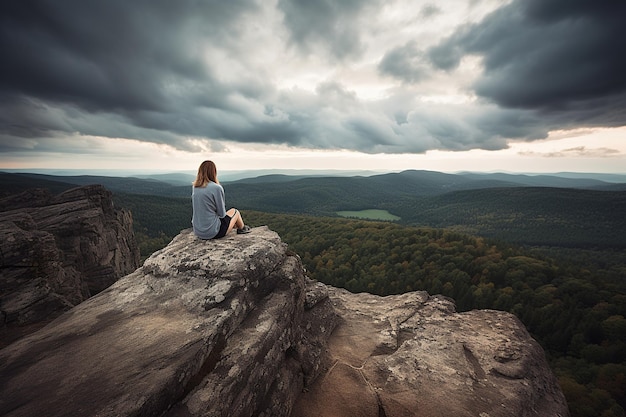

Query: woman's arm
[215,184,227,218]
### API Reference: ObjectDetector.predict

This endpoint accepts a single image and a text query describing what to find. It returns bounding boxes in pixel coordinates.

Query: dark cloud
[0,0,253,112]
[277,0,380,59]
[0,0,624,159]
[1,0,366,152]
[0,0,278,149]
[402,103,532,152]
[428,0,626,125]
[378,42,429,84]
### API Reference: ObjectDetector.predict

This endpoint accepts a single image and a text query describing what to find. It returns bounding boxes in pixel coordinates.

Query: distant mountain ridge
[2,170,625,248]
[4,169,625,192]
[223,170,625,215]
[1,172,191,198]
[400,186,626,247]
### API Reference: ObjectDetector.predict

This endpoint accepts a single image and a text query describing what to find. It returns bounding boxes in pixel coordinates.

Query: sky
[1,0,625,174]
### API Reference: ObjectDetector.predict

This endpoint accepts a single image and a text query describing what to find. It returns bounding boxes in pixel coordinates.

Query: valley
[2,169,626,416]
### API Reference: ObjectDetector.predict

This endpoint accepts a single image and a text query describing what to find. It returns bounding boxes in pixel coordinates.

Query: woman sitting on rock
[191,160,251,239]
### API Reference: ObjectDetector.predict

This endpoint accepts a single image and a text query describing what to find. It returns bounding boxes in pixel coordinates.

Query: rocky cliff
[0,227,569,417]
[0,185,140,346]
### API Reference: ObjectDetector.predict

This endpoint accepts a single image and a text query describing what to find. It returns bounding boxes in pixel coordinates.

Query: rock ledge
[0,227,568,417]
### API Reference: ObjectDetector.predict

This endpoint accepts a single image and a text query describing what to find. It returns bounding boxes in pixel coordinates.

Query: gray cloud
[519,146,622,158]
[428,0,626,123]
[378,42,429,84]
[0,0,292,150]
[0,0,255,112]
[0,0,624,160]
[277,0,381,60]
[419,4,442,19]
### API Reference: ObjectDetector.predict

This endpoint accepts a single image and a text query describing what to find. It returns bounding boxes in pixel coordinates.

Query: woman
[191,160,251,239]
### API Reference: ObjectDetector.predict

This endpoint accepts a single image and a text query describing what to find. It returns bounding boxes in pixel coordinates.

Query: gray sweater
[192,182,227,239]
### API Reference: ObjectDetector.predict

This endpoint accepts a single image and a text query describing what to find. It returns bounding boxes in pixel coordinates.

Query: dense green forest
[4,171,625,248]
[245,212,624,417]
[6,171,626,249]
[3,172,625,415]
[111,191,626,416]
[229,186,626,249]
[394,187,626,248]
[113,193,192,257]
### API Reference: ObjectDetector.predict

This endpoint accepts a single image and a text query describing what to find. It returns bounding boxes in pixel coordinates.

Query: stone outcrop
[292,289,569,417]
[0,227,569,417]
[0,185,140,345]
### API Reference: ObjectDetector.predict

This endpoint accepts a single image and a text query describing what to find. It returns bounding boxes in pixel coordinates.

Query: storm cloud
[428,0,626,121]
[1,0,625,156]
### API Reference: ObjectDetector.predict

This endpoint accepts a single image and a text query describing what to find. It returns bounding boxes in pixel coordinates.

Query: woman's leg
[226,208,244,232]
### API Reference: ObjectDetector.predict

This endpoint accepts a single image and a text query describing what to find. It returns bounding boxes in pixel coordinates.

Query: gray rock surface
[0,227,337,417]
[0,185,140,345]
[0,227,568,417]
[292,289,570,417]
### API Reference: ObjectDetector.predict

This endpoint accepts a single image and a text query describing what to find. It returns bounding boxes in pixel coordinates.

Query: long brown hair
[193,160,218,187]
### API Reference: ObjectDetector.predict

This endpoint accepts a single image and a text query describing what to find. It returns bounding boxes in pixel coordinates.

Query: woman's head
[193,160,218,187]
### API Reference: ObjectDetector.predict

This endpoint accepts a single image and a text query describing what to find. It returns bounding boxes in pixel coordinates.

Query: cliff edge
[0,227,569,417]
[0,185,140,346]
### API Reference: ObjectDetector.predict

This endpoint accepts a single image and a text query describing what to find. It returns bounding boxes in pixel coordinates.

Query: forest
[247,212,625,417]
[111,186,626,417]
[5,171,625,248]
[2,172,625,416]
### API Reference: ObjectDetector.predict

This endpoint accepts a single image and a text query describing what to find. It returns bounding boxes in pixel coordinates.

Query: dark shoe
[237,225,251,234]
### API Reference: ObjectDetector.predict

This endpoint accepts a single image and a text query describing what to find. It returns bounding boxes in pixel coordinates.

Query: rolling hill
[2,170,624,248]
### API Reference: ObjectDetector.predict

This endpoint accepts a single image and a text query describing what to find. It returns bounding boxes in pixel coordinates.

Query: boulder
[0,227,338,417]
[291,289,570,417]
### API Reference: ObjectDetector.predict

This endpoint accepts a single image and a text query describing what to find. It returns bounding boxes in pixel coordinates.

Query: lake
[336,209,401,221]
